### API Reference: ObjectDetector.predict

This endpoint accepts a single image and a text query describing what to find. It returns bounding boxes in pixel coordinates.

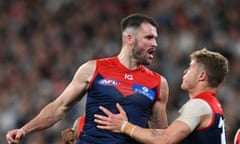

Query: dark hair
[120,13,159,34]
[190,48,229,87]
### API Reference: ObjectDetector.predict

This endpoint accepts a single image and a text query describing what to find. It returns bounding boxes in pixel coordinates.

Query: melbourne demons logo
[98,79,120,86]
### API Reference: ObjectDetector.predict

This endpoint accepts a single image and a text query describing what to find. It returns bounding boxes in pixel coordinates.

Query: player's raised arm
[6,60,96,144]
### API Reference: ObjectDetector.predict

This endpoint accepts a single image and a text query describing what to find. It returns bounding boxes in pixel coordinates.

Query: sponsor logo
[98,79,120,86]
[124,74,133,80]
[133,84,155,101]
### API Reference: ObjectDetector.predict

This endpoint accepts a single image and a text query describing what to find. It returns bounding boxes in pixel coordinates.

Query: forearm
[149,102,168,129]
[123,121,190,144]
[22,102,66,135]
[122,122,167,144]
[149,113,168,129]
[157,112,168,129]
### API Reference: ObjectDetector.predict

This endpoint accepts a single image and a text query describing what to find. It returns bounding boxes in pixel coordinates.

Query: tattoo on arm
[151,129,160,137]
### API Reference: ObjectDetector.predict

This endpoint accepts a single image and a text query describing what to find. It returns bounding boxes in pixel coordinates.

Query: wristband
[122,122,136,137]
[120,121,128,133]
[130,126,137,137]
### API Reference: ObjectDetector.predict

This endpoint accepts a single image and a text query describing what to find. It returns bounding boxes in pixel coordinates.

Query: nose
[152,39,158,47]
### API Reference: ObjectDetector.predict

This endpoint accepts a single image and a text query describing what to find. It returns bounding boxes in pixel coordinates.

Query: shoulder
[75,57,116,80]
[184,99,211,110]
[95,57,116,63]
[142,66,161,76]
[153,74,168,101]
[177,99,212,131]
[159,75,169,98]
[187,99,209,106]
[160,75,168,87]
[180,99,212,116]
[82,57,115,67]
[77,60,96,72]
[73,59,97,82]
[93,57,118,69]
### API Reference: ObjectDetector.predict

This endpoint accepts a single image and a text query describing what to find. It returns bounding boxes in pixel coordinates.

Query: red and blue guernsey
[234,128,240,144]
[181,92,226,144]
[77,57,161,144]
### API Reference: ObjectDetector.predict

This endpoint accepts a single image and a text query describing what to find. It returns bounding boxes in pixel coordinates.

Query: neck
[188,86,216,99]
[118,47,140,70]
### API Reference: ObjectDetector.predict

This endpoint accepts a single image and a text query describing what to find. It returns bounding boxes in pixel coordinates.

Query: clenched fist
[6,128,25,144]
[61,128,77,144]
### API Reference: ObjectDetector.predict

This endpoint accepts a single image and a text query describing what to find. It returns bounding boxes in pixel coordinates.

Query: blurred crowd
[0,0,240,143]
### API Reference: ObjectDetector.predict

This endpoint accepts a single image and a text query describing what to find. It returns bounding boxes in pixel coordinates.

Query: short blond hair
[190,48,229,87]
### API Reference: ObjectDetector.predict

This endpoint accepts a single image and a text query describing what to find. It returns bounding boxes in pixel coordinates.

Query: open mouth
[148,50,154,55]
[147,49,155,58]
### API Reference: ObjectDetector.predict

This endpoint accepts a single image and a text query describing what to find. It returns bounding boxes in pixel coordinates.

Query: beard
[132,41,153,66]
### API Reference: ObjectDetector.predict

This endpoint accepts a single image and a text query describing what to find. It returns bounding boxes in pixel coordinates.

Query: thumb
[15,129,24,140]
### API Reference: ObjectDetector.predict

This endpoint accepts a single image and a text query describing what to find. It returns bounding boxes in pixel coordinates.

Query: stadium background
[0,0,239,143]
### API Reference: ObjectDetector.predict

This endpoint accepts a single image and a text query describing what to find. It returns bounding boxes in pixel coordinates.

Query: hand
[6,129,25,144]
[61,128,76,144]
[94,103,128,133]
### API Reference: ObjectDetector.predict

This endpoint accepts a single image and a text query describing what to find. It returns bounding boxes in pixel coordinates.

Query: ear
[126,34,135,44]
[199,70,208,81]
[127,34,132,40]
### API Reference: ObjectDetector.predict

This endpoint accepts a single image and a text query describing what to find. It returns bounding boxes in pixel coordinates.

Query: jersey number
[218,117,226,144]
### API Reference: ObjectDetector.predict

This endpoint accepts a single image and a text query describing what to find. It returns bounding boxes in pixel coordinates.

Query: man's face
[132,23,158,65]
[181,59,202,91]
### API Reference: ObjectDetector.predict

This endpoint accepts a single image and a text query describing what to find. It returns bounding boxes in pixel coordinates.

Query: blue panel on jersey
[132,84,155,101]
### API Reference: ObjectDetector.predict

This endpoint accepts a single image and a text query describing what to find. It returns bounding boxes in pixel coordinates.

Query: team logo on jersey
[98,79,120,86]
[132,84,155,101]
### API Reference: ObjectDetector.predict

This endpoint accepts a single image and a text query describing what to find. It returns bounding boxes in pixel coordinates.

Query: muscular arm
[148,76,169,129]
[94,99,213,144]
[123,120,191,144]
[124,99,212,144]
[95,103,190,144]
[20,60,96,135]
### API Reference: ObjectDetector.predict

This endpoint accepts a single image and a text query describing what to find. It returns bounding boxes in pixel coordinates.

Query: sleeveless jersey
[76,116,86,137]
[181,92,226,144]
[78,57,161,144]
